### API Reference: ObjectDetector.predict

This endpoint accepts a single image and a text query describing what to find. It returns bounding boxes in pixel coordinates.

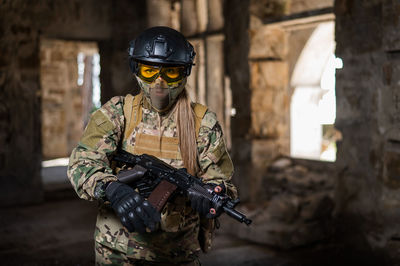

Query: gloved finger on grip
[128,211,146,234]
[121,197,134,211]
[135,205,157,232]
[142,201,161,223]
[121,215,135,232]
[133,193,143,204]
[114,195,134,215]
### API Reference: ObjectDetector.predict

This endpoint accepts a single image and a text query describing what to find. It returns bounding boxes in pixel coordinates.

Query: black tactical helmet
[128,26,196,77]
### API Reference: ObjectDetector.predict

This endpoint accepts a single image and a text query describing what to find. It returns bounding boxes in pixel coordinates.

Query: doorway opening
[40,39,100,185]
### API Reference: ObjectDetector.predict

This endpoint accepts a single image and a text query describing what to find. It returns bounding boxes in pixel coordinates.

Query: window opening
[290,21,340,162]
[40,39,99,186]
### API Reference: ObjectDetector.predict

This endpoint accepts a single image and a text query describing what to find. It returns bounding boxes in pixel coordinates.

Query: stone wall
[100,0,146,102]
[250,0,333,21]
[245,1,334,200]
[3,1,400,259]
[221,0,340,249]
[334,0,400,254]
[224,0,252,201]
[0,1,43,205]
[0,0,239,206]
[221,157,335,249]
[0,0,227,205]
[0,0,143,206]
[146,0,232,145]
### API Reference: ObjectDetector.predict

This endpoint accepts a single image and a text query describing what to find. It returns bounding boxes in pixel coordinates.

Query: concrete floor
[0,165,395,265]
[0,165,294,266]
[0,187,296,266]
[0,192,293,266]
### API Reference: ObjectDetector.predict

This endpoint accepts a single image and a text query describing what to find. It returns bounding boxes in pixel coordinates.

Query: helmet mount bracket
[145,35,174,59]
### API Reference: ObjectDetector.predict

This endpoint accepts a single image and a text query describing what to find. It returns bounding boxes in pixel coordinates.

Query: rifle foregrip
[223,206,252,226]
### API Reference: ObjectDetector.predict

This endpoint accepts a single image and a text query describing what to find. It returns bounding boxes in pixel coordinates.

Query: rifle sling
[147,180,177,212]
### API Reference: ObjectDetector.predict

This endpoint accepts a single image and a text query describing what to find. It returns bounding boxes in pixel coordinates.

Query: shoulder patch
[92,110,114,131]
[93,110,108,127]
[80,110,115,148]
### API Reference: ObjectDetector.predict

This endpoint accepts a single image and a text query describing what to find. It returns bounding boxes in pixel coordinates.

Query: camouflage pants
[95,242,200,266]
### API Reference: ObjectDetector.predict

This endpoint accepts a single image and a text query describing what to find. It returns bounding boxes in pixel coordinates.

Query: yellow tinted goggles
[137,63,185,83]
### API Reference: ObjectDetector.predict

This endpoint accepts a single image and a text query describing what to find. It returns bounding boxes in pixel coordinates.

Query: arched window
[290,21,342,161]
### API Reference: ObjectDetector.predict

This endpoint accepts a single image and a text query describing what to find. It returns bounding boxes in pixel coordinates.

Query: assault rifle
[113,149,252,226]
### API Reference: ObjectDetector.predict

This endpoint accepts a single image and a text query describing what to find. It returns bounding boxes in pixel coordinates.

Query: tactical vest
[122,92,207,158]
[120,92,215,253]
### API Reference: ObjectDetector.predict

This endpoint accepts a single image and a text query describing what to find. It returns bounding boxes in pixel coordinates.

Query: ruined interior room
[1,0,400,265]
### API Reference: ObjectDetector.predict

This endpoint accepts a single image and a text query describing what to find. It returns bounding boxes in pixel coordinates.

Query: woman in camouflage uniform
[67,26,237,265]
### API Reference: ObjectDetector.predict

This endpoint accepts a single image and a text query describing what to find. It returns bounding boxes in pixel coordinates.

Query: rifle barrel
[223,206,252,225]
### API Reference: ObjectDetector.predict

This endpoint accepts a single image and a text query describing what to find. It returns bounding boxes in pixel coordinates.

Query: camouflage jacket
[67,94,237,263]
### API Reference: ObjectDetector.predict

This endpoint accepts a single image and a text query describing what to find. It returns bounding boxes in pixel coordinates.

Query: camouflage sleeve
[67,96,125,201]
[197,110,238,199]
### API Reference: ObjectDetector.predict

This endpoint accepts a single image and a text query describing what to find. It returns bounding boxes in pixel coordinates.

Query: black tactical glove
[188,183,225,219]
[105,182,161,233]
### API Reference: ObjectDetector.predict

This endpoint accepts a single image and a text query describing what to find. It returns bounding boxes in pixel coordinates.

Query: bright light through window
[290,21,341,162]
[77,52,85,86]
[77,52,101,109]
[290,54,342,162]
[92,53,101,108]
